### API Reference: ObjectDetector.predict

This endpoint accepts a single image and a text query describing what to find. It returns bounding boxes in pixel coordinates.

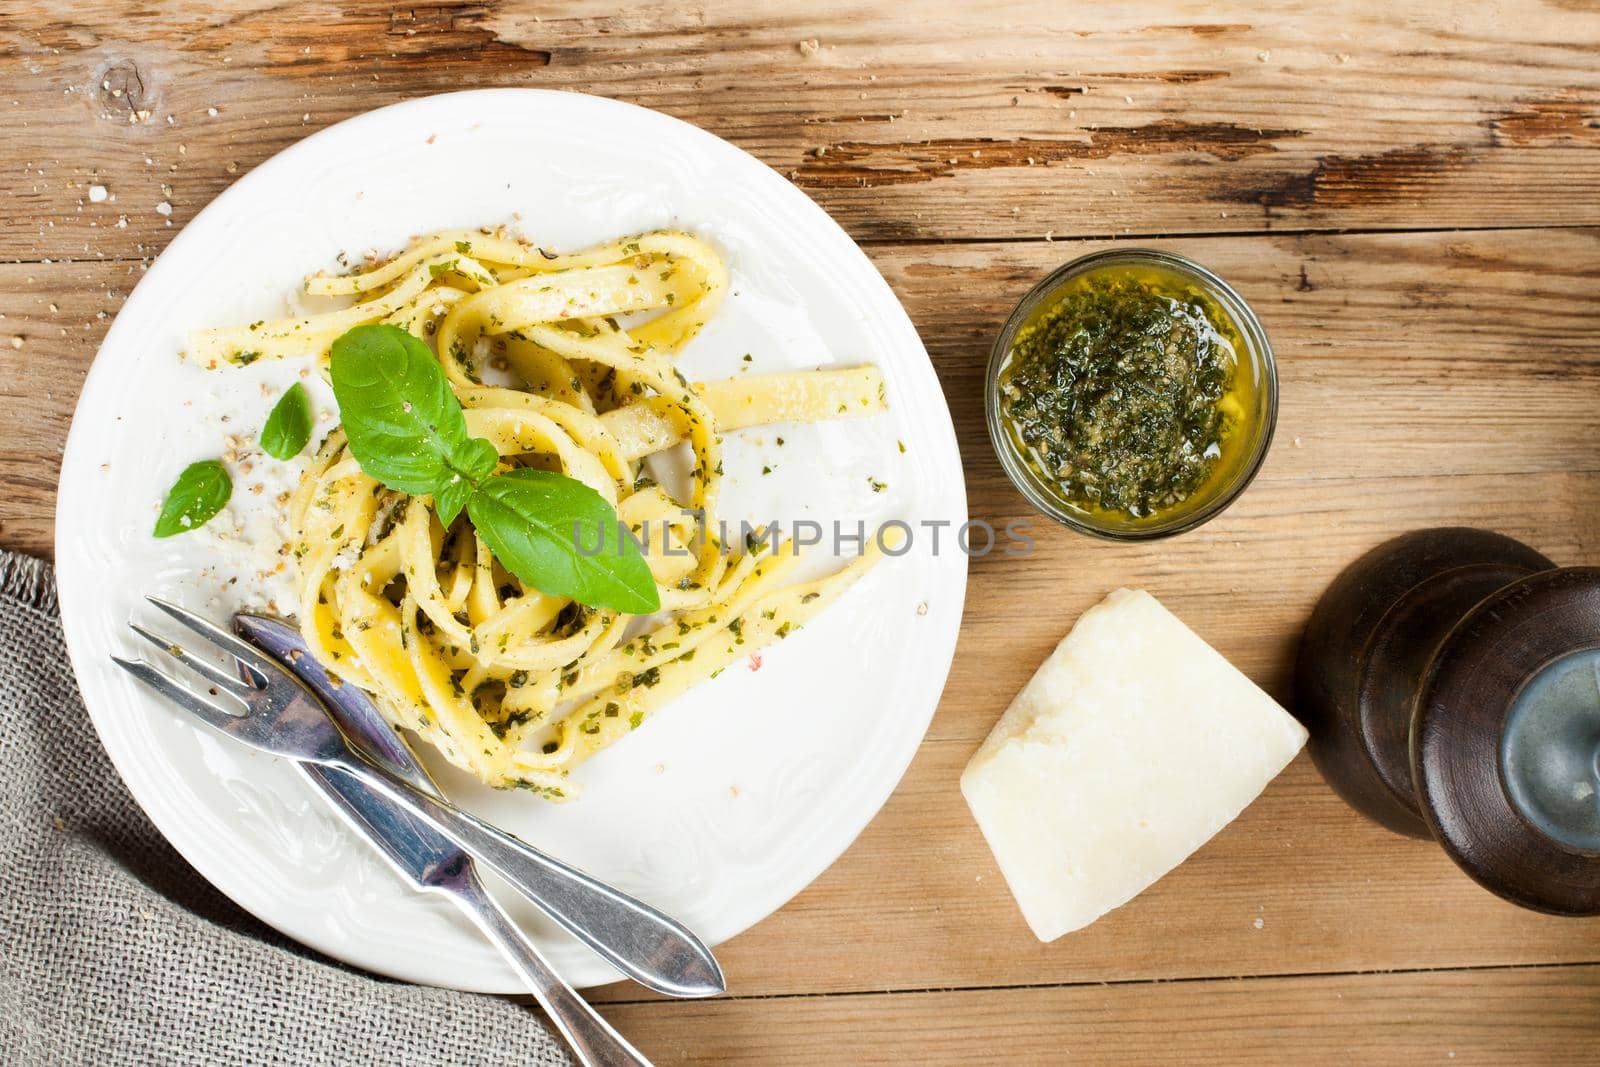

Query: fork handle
[450,873,654,1067]
[321,756,724,999]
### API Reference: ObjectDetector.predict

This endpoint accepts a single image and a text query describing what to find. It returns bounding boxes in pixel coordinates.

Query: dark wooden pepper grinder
[1296,527,1600,914]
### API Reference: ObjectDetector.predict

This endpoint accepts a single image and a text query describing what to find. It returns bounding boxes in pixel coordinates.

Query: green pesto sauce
[998,266,1244,519]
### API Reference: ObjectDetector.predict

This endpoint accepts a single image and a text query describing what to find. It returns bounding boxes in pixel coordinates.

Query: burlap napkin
[0,549,572,1066]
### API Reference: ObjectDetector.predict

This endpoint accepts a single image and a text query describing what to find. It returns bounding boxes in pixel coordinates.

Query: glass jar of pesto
[986,248,1278,539]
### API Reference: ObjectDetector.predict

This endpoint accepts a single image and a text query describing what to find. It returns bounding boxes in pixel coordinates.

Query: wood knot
[91,58,158,124]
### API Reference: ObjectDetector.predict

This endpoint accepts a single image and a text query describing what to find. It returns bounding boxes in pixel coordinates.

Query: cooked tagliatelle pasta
[196,227,891,800]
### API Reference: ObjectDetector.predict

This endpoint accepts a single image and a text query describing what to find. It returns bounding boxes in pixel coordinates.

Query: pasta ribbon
[218,227,891,800]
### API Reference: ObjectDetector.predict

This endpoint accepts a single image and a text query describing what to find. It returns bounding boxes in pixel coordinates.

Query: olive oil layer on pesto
[1000,272,1238,518]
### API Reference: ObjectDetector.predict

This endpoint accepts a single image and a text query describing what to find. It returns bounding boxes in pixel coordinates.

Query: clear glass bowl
[985,248,1278,540]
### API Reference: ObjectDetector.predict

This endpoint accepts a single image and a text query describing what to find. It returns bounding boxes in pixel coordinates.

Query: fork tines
[144,597,273,685]
[112,596,269,730]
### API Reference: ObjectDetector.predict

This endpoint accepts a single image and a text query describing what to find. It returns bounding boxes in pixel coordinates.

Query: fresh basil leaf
[466,469,660,615]
[328,324,495,496]
[259,382,313,460]
[434,438,499,525]
[153,460,231,537]
[433,475,473,528]
[454,436,500,483]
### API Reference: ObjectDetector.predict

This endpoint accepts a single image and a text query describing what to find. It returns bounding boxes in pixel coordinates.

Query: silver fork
[114,596,723,1000]
[236,612,652,1067]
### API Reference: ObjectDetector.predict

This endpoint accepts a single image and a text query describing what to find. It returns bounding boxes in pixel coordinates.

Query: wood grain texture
[6,2,1600,1062]
[588,729,1600,1003]
[3,0,1600,259]
[9,227,1600,557]
[600,964,1600,1065]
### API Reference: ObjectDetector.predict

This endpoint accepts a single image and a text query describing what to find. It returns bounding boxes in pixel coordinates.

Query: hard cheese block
[961,588,1308,942]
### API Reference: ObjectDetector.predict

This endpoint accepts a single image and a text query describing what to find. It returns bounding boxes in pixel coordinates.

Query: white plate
[55,89,967,993]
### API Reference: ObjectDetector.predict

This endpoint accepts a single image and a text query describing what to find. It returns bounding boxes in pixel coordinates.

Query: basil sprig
[154,460,232,537]
[329,325,659,614]
[260,382,313,460]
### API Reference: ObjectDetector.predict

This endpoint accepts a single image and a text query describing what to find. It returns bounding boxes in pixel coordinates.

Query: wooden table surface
[6,2,1600,1063]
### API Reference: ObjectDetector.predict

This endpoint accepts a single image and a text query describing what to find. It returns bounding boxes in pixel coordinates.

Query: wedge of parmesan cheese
[960,588,1307,942]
